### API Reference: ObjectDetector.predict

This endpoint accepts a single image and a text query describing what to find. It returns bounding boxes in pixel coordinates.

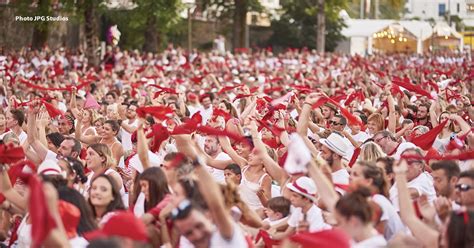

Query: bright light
[399,37,403,41]
[391,39,395,44]
[403,38,407,42]
[444,36,448,39]
[373,34,377,38]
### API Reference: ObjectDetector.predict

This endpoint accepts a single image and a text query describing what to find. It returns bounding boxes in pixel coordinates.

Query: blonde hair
[367,113,385,132]
[89,143,116,169]
[361,141,386,162]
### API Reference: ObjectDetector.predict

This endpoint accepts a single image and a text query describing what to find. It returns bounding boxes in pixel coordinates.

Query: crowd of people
[0,45,473,248]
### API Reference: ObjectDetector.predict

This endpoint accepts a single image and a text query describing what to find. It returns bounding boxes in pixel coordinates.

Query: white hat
[37,159,64,177]
[319,133,348,158]
[286,177,318,202]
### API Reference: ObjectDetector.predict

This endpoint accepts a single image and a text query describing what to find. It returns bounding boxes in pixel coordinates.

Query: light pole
[183,0,196,53]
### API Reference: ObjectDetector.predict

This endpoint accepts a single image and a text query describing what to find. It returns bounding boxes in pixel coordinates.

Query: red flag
[218,85,241,95]
[0,144,25,164]
[20,174,57,248]
[41,100,63,118]
[146,124,170,153]
[411,120,448,150]
[136,106,174,119]
[172,112,202,135]
[290,229,350,248]
[392,77,433,99]
[255,230,280,248]
[348,147,361,168]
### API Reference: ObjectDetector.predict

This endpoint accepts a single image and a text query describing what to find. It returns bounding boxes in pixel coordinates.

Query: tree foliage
[198,0,262,49]
[346,0,405,19]
[104,0,182,52]
[268,0,347,52]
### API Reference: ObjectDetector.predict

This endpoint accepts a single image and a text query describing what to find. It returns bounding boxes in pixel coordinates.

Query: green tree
[346,0,405,19]
[104,0,182,52]
[198,0,262,49]
[268,0,346,52]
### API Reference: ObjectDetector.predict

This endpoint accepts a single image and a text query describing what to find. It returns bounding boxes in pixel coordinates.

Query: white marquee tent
[337,19,463,55]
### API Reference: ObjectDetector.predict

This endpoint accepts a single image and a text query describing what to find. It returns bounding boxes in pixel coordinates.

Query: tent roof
[342,19,440,41]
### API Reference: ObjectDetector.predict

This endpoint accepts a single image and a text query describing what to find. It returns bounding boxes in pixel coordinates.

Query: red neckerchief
[124,151,137,169]
[388,142,401,156]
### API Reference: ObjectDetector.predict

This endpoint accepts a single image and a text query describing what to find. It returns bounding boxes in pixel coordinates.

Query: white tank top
[239,166,268,210]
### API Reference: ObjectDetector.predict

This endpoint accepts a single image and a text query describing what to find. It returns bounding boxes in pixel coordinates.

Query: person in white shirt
[204,135,231,183]
[198,94,214,125]
[373,130,416,160]
[350,161,405,240]
[120,102,139,152]
[389,148,436,212]
[1,109,27,144]
[172,157,249,248]
[273,177,330,239]
[318,133,350,187]
[431,160,462,210]
[334,188,387,248]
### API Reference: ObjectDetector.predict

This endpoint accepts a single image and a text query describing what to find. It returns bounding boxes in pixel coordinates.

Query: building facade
[404,0,474,27]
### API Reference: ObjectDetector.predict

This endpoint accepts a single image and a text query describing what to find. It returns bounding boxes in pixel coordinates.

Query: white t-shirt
[352,234,387,248]
[179,222,248,248]
[0,130,27,144]
[372,194,406,240]
[206,152,230,184]
[287,205,330,232]
[45,150,59,163]
[120,119,139,152]
[389,172,436,212]
[199,107,213,126]
[351,131,370,144]
[127,150,163,173]
[332,169,350,185]
[390,142,417,160]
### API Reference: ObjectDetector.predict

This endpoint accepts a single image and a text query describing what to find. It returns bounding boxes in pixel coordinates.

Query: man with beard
[431,160,461,210]
[415,103,432,129]
[203,135,231,183]
[120,102,139,152]
[318,133,350,191]
[199,94,213,125]
[26,103,81,163]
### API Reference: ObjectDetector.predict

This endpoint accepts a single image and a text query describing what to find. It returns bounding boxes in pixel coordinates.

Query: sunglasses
[330,121,343,126]
[171,199,192,220]
[455,184,473,192]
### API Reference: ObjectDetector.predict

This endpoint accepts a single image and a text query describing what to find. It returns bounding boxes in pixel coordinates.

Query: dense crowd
[0,45,473,248]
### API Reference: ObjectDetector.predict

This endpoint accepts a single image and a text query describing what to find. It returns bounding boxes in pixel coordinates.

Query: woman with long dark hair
[88,174,125,224]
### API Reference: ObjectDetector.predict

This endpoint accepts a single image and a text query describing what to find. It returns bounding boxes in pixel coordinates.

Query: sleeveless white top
[239,166,268,210]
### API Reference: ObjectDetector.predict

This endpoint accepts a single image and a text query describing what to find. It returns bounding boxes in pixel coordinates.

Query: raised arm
[386,86,397,133]
[297,93,323,157]
[249,121,288,187]
[27,102,48,161]
[451,114,471,137]
[307,158,339,212]
[394,159,439,248]
[0,167,27,212]
[218,135,247,168]
[74,112,100,144]
[429,100,439,127]
[137,120,150,170]
[194,158,235,239]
